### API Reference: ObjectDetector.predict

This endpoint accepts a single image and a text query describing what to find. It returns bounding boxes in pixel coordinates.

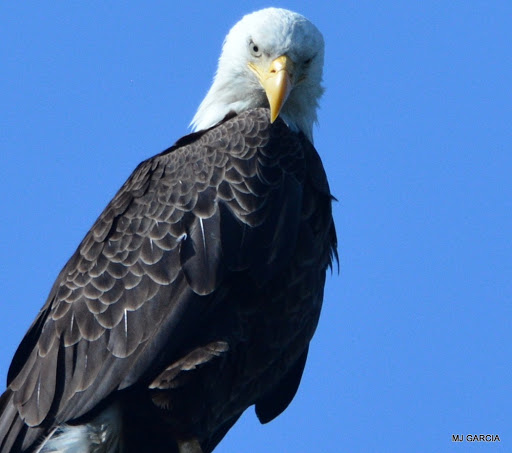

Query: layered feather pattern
[0,108,336,453]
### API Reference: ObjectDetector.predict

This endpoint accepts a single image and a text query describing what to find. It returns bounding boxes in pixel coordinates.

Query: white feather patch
[37,403,121,453]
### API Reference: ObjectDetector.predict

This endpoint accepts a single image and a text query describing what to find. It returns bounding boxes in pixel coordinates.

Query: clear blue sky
[1,2,511,452]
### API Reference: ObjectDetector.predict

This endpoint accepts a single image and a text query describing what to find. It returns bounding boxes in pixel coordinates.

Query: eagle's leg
[177,438,203,453]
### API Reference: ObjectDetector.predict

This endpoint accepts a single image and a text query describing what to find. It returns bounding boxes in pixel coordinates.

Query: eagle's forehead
[231,7,324,57]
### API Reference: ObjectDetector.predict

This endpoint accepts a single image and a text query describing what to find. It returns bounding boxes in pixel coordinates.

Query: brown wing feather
[1,108,327,452]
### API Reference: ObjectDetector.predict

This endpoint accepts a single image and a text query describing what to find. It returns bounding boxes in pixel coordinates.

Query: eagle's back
[0,108,336,453]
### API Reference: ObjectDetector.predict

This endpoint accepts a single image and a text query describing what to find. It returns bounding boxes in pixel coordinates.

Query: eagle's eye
[249,41,262,57]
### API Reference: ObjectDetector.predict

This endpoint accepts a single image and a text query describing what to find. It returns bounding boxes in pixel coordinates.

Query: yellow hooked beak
[248,55,295,123]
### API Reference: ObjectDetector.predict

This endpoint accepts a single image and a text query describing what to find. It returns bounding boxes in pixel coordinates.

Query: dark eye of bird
[249,41,261,57]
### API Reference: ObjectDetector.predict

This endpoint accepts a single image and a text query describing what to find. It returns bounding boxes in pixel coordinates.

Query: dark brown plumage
[0,108,336,452]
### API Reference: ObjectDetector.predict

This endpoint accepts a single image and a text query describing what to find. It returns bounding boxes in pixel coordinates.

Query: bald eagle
[0,7,336,453]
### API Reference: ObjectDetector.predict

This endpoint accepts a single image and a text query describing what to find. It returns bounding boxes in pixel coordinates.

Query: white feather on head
[191,8,324,142]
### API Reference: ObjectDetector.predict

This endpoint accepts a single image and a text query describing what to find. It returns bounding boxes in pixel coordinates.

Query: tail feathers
[0,390,122,453]
[36,403,121,453]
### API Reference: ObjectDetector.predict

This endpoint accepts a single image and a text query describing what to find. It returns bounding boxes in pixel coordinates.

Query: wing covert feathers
[0,108,337,452]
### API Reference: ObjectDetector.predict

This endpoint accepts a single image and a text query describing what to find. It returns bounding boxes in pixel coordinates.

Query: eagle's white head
[191,8,325,142]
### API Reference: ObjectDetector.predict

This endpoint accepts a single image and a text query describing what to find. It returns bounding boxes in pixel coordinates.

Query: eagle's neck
[190,73,318,143]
